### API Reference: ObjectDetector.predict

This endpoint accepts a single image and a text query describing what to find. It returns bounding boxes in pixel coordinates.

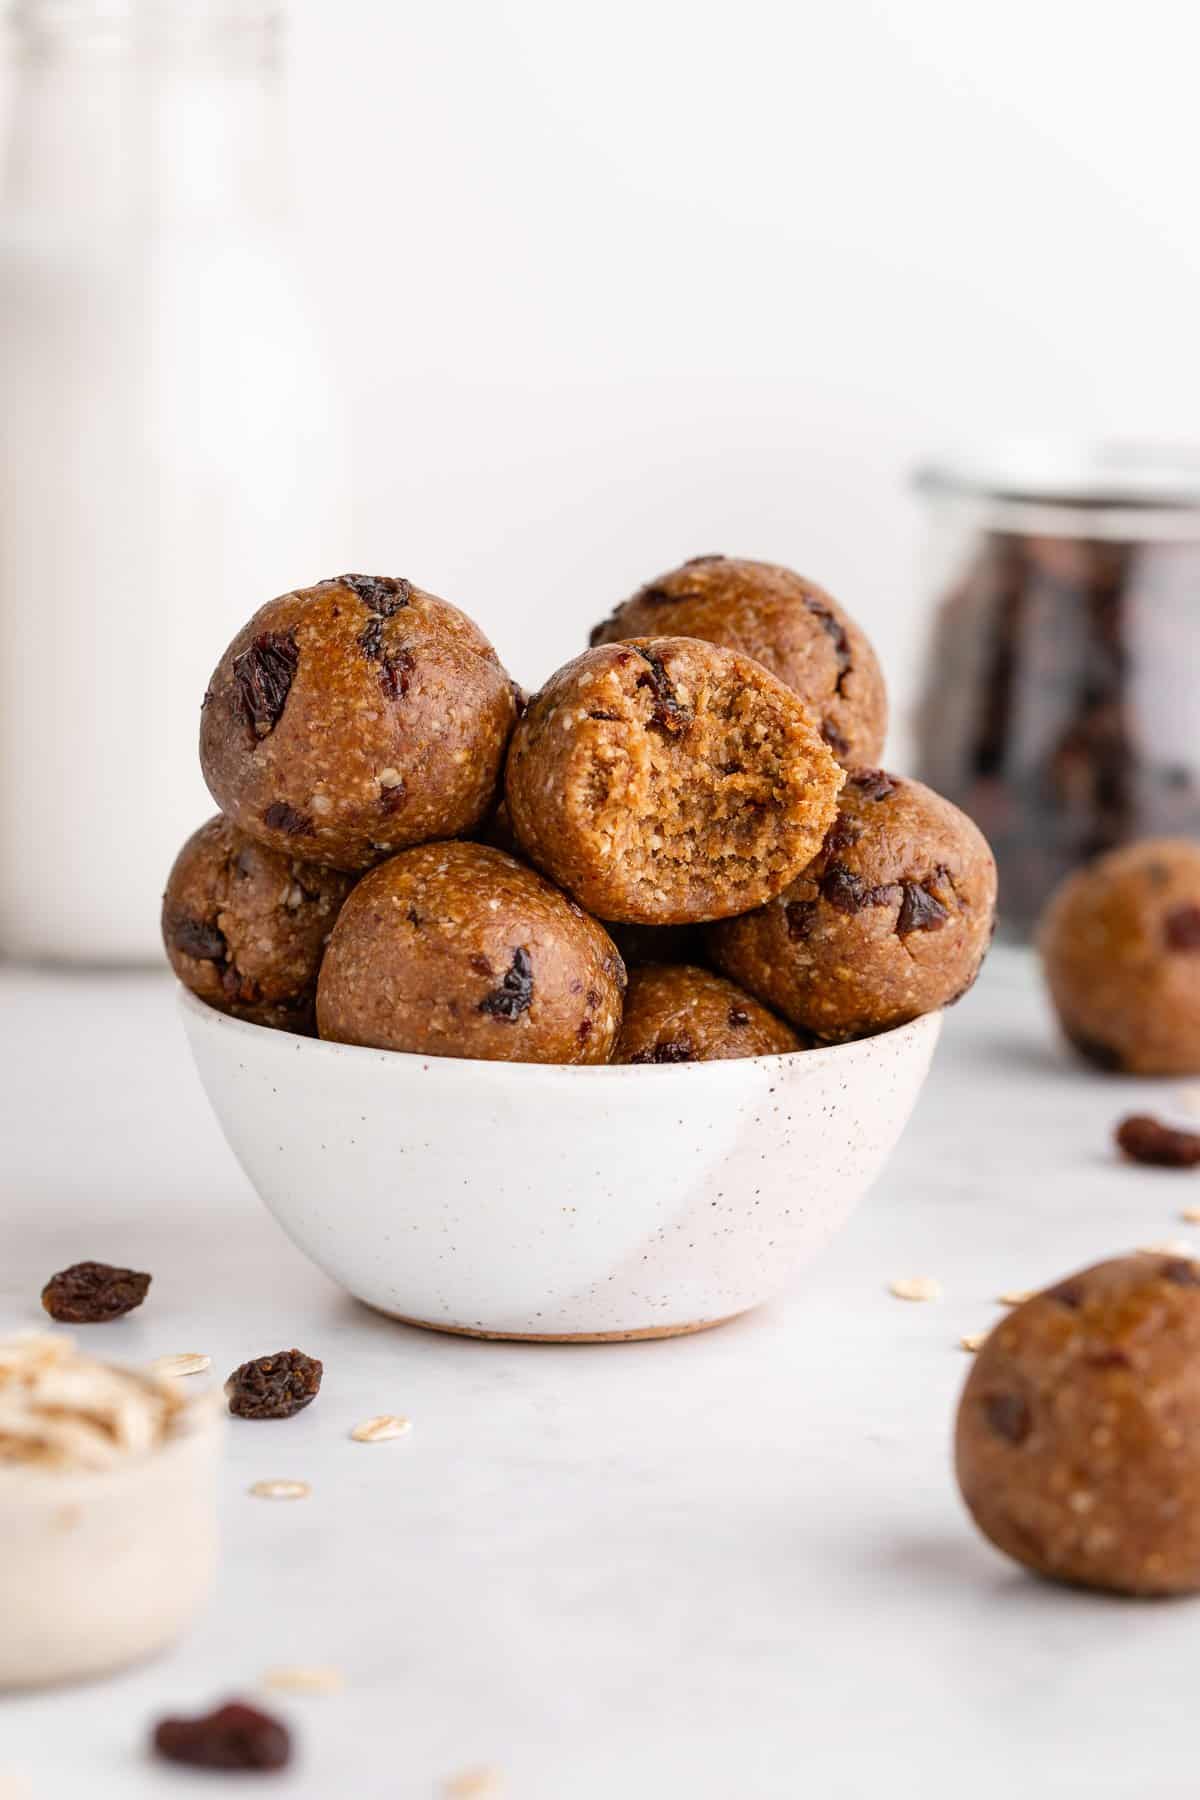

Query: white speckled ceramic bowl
[179,990,941,1341]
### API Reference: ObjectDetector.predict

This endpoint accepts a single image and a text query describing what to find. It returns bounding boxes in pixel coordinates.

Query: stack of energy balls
[163,559,997,1065]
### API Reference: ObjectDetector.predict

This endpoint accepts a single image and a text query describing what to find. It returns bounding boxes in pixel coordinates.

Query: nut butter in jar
[915,445,1200,936]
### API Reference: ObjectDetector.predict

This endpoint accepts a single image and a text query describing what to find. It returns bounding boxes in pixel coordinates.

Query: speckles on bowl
[175,990,941,1339]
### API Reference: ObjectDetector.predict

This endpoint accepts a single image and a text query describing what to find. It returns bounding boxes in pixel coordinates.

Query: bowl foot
[367,1306,746,1343]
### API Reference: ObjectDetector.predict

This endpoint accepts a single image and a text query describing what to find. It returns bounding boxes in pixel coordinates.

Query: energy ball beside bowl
[316,841,626,1064]
[200,574,519,871]
[708,768,996,1042]
[162,815,355,1033]
[1038,838,1200,1075]
[614,964,804,1064]
[505,638,844,926]
[588,555,887,765]
[956,1254,1200,1597]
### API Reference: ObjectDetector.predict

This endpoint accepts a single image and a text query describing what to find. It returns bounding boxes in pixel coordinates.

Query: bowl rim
[176,984,943,1082]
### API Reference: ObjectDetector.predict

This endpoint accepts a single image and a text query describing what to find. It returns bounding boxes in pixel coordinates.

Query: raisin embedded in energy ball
[162,815,355,1034]
[588,555,887,765]
[955,1254,1200,1596]
[504,638,844,926]
[199,574,519,871]
[316,842,626,1065]
[707,768,996,1041]
[1038,838,1200,1075]
[614,964,804,1064]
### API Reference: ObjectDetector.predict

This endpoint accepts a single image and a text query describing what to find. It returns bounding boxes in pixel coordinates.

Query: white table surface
[3,949,1199,1799]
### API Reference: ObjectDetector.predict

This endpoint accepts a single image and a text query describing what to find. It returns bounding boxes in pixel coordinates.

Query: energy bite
[505,638,844,925]
[614,964,804,1064]
[162,815,355,1033]
[1038,839,1200,1075]
[317,842,625,1064]
[200,574,518,871]
[588,555,887,764]
[955,1254,1200,1596]
[708,768,996,1041]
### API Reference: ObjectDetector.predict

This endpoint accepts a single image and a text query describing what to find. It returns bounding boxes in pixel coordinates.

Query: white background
[287,0,1200,729]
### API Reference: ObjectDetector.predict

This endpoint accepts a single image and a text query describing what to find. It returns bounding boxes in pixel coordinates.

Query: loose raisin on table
[226,1348,323,1420]
[153,1700,291,1771]
[41,1261,151,1323]
[1115,1114,1200,1169]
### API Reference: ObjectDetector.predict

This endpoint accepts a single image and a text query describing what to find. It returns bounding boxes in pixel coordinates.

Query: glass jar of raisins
[915,445,1200,938]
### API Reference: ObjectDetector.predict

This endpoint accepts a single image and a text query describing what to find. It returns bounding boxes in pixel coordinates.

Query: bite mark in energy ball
[708,768,996,1042]
[955,1255,1200,1596]
[1039,839,1200,1076]
[200,574,519,871]
[504,638,844,926]
[162,815,356,1033]
[316,842,626,1064]
[588,555,887,765]
[614,964,804,1064]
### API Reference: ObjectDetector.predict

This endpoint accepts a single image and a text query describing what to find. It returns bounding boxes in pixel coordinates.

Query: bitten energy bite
[956,1255,1200,1596]
[505,638,844,925]
[589,555,887,765]
[1038,838,1200,1075]
[200,574,518,871]
[708,769,996,1041]
[614,964,803,1064]
[162,815,355,1033]
[317,842,625,1064]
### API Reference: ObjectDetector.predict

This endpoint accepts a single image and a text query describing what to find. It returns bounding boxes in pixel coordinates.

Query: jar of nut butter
[915,444,1200,937]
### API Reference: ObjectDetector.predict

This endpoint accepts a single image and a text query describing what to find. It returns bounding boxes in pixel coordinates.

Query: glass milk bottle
[0,0,348,961]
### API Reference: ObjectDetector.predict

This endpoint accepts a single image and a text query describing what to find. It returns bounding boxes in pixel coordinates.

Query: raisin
[167,911,227,964]
[1164,903,1200,951]
[153,1702,291,1771]
[983,1392,1031,1444]
[896,879,951,936]
[225,1348,323,1420]
[1086,1347,1132,1369]
[820,813,861,857]
[632,646,692,736]
[848,768,898,802]
[380,781,406,815]
[338,572,411,616]
[820,864,901,915]
[378,648,416,701]
[588,709,621,722]
[1050,1280,1084,1309]
[578,1017,593,1044]
[631,1038,695,1064]
[803,595,852,693]
[728,1006,750,1027]
[1163,1257,1200,1285]
[232,631,299,741]
[820,718,851,757]
[41,1261,151,1323]
[262,801,313,837]
[683,552,725,565]
[469,953,493,977]
[1066,1030,1125,1072]
[357,615,386,662]
[1115,1114,1200,1168]
[785,898,820,941]
[478,947,534,1019]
